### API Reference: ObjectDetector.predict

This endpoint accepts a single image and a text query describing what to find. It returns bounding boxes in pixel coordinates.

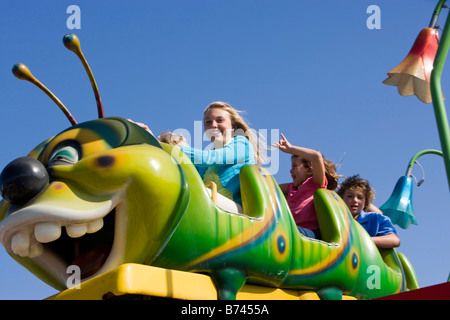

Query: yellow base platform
[47,263,357,300]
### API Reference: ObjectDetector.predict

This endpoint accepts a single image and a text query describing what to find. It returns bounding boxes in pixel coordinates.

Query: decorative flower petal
[380,176,418,229]
[383,28,440,104]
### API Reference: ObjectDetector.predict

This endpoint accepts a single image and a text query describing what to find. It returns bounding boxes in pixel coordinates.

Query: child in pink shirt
[275,134,338,239]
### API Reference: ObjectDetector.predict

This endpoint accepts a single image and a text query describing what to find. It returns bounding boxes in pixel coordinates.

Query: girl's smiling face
[342,188,366,218]
[204,107,235,147]
[290,156,312,188]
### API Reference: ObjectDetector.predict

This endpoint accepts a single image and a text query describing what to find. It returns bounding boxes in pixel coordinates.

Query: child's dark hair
[292,154,339,190]
[337,174,375,211]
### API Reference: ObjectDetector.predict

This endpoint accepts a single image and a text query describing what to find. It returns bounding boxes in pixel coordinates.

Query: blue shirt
[180,136,256,204]
[356,211,397,237]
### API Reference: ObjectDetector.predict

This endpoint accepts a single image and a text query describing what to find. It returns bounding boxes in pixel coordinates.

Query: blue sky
[1,0,449,299]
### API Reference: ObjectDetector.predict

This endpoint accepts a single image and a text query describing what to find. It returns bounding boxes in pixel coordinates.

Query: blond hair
[204,101,267,165]
[158,131,189,147]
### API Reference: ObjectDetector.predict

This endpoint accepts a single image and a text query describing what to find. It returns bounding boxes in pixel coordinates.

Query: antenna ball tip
[63,33,81,52]
[12,63,33,81]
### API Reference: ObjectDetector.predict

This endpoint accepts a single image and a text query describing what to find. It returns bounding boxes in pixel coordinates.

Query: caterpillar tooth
[29,242,44,258]
[34,222,62,243]
[11,230,31,257]
[9,218,105,257]
[66,223,88,238]
[87,219,103,233]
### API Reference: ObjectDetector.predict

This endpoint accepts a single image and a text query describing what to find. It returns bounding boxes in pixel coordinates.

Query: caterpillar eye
[48,145,80,166]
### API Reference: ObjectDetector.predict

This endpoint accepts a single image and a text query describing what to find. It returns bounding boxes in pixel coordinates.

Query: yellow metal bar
[204,181,218,204]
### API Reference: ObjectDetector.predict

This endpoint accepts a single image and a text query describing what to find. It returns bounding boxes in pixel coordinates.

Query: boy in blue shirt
[337,175,400,249]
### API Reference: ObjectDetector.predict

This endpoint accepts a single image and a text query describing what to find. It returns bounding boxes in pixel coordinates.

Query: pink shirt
[286,177,327,231]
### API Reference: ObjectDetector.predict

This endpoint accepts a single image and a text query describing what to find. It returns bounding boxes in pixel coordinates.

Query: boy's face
[342,187,366,218]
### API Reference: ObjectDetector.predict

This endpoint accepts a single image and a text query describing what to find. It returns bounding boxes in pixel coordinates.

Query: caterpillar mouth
[0,199,126,287]
[45,209,115,279]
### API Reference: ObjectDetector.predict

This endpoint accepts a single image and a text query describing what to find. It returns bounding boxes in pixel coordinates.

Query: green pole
[405,149,443,176]
[431,0,450,191]
[429,0,448,28]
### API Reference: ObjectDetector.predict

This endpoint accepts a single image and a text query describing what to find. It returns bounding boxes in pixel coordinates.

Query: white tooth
[35,222,62,243]
[87,219,104,233]
[29,242,44,258]
[66,223,87,238]
[11,231,31,257]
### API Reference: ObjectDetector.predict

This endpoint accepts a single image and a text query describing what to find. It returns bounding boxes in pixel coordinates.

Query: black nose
[0,156,49,206]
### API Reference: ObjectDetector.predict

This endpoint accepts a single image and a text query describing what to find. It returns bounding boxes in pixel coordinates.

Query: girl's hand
[127,119,154,135]
[273,133,327,188]
[273,133,292,153]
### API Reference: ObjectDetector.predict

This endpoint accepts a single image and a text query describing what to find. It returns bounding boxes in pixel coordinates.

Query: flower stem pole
[405,149,443,176]
[430,0,448,28]
[431,0,450,191]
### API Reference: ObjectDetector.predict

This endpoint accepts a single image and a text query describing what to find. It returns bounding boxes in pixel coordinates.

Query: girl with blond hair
[180,101,266,205]
[129,101,265,205]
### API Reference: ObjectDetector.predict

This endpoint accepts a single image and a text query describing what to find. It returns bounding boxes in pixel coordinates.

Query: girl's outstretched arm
[274,134,326,187]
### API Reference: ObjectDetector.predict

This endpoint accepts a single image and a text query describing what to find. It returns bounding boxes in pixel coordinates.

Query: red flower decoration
[383,28,440,103]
